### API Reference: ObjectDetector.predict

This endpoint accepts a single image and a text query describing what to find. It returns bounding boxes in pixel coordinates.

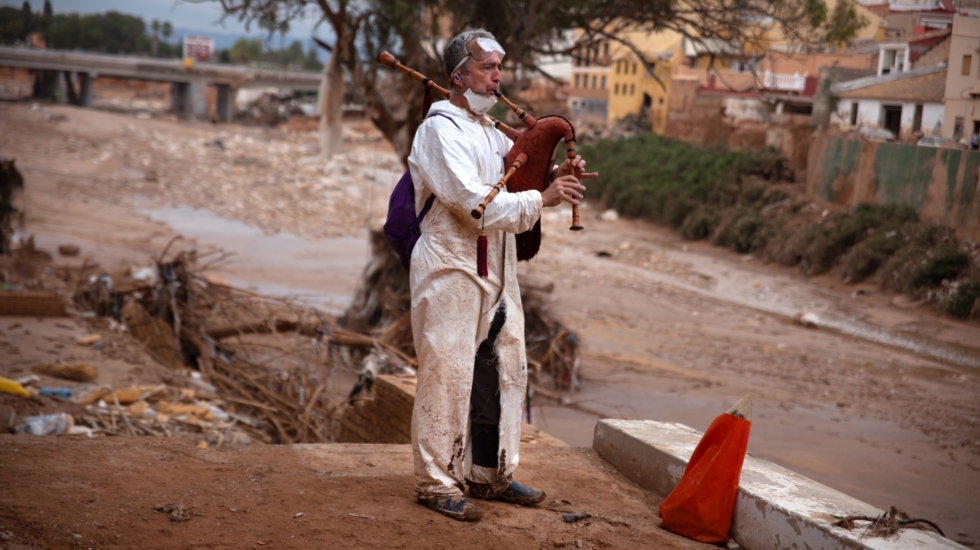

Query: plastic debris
[15,413,74,435]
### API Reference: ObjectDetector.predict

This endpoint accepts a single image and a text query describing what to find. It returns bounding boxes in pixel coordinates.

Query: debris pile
[339,230,581,391]
[0,156,24,257]
[56,239,350,445]
[236,89,310,126]
[3,229,580,445]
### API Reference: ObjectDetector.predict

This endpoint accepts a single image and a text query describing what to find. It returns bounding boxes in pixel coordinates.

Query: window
[614,83,619,94]
[601,76,606,89]
[592,75,597,88]
[615,61,620,74]
[632,63,637,75]
[850,102,858,125]
[630,84,635,95]
[954,116,964,140]
[574,74,580,88]
[963,55,972,76]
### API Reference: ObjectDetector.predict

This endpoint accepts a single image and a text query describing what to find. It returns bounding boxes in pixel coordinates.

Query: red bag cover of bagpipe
[657,413,751,544]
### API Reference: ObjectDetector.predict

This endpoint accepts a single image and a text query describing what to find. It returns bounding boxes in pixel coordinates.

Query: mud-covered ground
[0,437,712,550]
[0,102,978,545]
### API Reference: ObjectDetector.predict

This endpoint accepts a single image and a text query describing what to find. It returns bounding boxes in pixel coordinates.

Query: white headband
[452,37,506,75]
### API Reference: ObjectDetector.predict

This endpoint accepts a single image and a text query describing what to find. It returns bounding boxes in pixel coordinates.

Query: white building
[830,64,946,140]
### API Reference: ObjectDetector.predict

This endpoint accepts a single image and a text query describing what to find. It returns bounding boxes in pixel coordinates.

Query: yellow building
[569,2,882,130]
[608,31,685,132]
[568,27,686,131]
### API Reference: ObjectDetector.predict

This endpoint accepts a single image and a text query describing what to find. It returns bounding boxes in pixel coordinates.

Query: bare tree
[203,0,370,161]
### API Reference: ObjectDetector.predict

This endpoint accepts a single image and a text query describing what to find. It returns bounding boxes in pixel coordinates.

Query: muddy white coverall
[407,100,543,500]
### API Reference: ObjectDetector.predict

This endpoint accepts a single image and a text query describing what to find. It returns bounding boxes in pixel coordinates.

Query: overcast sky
[2,0,330,44]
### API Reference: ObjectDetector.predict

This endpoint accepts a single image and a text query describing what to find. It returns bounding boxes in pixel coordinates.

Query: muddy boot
[418,496,484,522]
[469,480,546,507]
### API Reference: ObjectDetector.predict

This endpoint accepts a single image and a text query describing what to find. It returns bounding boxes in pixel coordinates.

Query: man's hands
[541,155,597,208]
[553,155,598,182]
[541,175,585,208]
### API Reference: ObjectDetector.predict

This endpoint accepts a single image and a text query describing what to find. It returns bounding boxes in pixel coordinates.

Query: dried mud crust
[0,436,711,550]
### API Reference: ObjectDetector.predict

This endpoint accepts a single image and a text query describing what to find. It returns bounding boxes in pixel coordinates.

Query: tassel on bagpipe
[477,231,488,278]
[377,51,584,263]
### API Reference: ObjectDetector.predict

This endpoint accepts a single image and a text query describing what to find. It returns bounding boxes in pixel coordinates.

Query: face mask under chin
[462,88,497,116]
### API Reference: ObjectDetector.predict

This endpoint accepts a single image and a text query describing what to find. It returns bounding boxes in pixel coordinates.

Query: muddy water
[138,203,368,315]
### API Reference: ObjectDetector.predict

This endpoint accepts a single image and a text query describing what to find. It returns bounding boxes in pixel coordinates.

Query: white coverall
[407,100,543,500]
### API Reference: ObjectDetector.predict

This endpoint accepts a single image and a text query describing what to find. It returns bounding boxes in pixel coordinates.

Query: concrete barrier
[593,419,964,550]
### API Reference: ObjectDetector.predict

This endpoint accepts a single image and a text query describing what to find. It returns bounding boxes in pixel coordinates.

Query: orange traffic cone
[658,395,752,544]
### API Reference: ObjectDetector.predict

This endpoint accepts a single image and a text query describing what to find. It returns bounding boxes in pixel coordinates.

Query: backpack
[383,112,459,272]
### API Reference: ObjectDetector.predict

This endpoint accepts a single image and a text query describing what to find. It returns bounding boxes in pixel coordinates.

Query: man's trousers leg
[468,303,511,496]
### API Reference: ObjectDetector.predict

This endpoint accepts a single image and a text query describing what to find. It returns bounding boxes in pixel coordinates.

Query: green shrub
[714,209,773,253]
[878,224,960,292]
[798,204,918,274]
[943,279,980,319]
[579,135,786,230]
[680,205,720,241]
[910,248,972,288]
[839,229,905,283]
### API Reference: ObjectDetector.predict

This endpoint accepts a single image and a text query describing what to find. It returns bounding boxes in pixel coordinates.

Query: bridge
[0,45,324,120]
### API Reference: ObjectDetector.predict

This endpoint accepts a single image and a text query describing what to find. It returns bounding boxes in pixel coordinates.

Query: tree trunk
[317,46,345,161]
[364,37,440,169]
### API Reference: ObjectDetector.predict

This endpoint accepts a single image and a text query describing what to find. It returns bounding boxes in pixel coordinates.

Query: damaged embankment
[580,134,980,320]
[1,152,580,445]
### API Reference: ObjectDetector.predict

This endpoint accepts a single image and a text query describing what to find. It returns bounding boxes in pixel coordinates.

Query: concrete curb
[593,419,964,550]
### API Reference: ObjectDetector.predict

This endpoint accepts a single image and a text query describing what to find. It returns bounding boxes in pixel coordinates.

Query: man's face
[458,51,502,95]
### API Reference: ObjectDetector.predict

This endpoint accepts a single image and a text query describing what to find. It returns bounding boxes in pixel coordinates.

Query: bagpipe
[377,51,583,263]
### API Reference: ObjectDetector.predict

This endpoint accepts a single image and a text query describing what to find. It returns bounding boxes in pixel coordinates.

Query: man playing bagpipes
[406,29,596,521]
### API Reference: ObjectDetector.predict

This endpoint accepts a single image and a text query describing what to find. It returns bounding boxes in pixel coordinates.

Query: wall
[0,66,33,99]
[943,14,980,139]
[767,114,813,171]
[924,103,946,134]
[725,97,770,122]
[913,35,951,68]
[830,99,945,139]
[807,134,980,241]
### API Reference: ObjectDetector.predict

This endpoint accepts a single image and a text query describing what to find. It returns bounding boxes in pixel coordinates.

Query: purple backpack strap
[382,112,459,272]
